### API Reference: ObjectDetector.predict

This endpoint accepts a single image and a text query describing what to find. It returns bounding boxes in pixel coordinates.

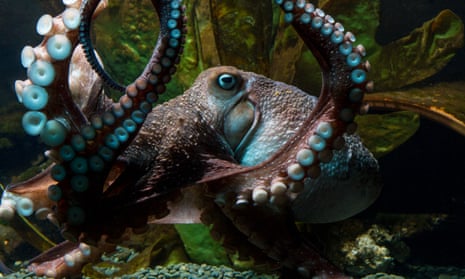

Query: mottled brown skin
[1,0,376,278]
[8,66,377,278]
[115,66,379,223]
[103,66,379,278]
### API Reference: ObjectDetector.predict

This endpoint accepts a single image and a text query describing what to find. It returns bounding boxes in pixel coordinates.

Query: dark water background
[0,0,464,270]
[373,0,465,268]
[0,1,47,182]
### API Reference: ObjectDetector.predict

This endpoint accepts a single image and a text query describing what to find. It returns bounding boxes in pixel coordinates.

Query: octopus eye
[217,73,237,90]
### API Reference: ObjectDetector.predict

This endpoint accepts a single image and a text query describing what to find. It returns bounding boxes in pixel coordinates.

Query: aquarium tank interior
[0,0,464,278]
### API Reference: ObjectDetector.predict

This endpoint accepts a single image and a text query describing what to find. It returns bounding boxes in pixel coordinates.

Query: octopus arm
[27,240,102,278]
[292,134,382,223]
[99,107,240,218]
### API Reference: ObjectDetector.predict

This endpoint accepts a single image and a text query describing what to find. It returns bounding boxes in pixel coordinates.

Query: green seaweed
[365,82,465,136]
[93,0,159,98]
[293,0,380,92]
[210,0,275,74]
[291,0,464,144]
[2,2,464,278]
[175,224,231,266]
[269,16,308,85]
[320,0,379,51]
[369,9,464,91]
[356,111,420,158]
[33,0,465,155]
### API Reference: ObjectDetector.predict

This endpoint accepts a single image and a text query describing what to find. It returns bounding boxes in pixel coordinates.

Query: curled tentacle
[2,0,187,242]
[79,0,126,92]
[261,0,372,201]
[205,0,372,212]
[2,0,95,225]
[202,0,372,277]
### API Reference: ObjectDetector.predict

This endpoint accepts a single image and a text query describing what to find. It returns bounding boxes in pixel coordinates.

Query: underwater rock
[340,225,397,275]
[326,221,398,276]
[307,214,448,277]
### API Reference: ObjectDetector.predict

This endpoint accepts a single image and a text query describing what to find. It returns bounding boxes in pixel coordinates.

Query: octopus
[0,0,379,278]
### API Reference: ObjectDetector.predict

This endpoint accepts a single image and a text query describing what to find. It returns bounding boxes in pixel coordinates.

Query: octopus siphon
[0,0,380,278]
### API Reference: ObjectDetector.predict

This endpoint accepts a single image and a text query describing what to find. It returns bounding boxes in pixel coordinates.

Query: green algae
[320,0,379,52]
[369,9,464,91]
[91,0,464,133]
[175,223,231,266]
[365,82,465,136]
[356,111,420,158]
[210,0,275,74]
[92,0,161,98]
[293,0,380,92]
